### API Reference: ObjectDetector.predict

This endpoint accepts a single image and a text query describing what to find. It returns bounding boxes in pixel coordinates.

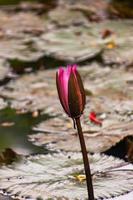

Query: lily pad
[59,0,109,21]
[0,98,7,110]
[48,6,89,27]
[0,11,49,64]
[34,20,133,63]
[0,69,58,113]
[0,153,133,200]
[0,9,132,65]
[23,64,133,152]
[37,26,102,62]
[99,20,133,65]
[0,59,10,81]
[30,118,133,153]
[1,63,133,116]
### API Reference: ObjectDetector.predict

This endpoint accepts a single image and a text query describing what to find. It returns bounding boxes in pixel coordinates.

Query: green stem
[75,117,94,200]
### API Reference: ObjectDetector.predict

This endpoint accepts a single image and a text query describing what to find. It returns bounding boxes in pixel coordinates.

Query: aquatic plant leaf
[0,69,58,113]
[2,62,133,115]
[0,153,133,200]
[28,63,133,152]
[0,98,7,110]
[36,20,133,63]
[0,194,11,200]
[48,7,89,27]
[0,8,132,65]
[98,20,133,65]
[30,119,133,153]
[0,59,10,81]
[59,0,109,21]
[37,26,102,62]
[0,11,49,64]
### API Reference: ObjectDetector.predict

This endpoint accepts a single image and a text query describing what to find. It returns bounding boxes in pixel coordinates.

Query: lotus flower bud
[56,65,86,118]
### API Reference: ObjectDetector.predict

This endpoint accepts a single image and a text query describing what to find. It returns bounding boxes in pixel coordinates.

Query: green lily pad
[0,153,132,200]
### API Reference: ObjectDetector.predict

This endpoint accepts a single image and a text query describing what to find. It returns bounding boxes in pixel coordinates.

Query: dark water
[0,107,48,155]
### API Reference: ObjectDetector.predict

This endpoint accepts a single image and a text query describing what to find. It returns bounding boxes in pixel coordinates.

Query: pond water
[0,107,49,155]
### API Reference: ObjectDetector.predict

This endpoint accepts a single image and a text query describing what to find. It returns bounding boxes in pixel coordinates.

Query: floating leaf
[30,119,133,153]
[0,153,133,200]
[59,0,109,21]
[37,26,102,62]
[0,194,11,200]
[100,20,133,65]
[1,63,133,115]
[0,98,7,110]
[0,11,49,64]
[27,63,133,152]
[0,69,58,113]
[48,7,89,27]
[36,20,133,63]
[0,9,132,65]
[0,59,10,81]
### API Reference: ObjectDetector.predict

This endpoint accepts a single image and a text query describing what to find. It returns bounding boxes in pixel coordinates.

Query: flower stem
[75,117,94,200]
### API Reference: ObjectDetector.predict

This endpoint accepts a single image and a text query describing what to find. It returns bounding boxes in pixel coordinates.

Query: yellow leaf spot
[106,40,117,49]
[75,174,86,183]
[66,122,72,129]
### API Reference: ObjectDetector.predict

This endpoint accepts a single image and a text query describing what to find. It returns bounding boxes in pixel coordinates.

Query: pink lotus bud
[56,65,86,118]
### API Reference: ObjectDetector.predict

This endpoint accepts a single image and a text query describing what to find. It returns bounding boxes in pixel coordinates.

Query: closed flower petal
[56,65,86,118]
